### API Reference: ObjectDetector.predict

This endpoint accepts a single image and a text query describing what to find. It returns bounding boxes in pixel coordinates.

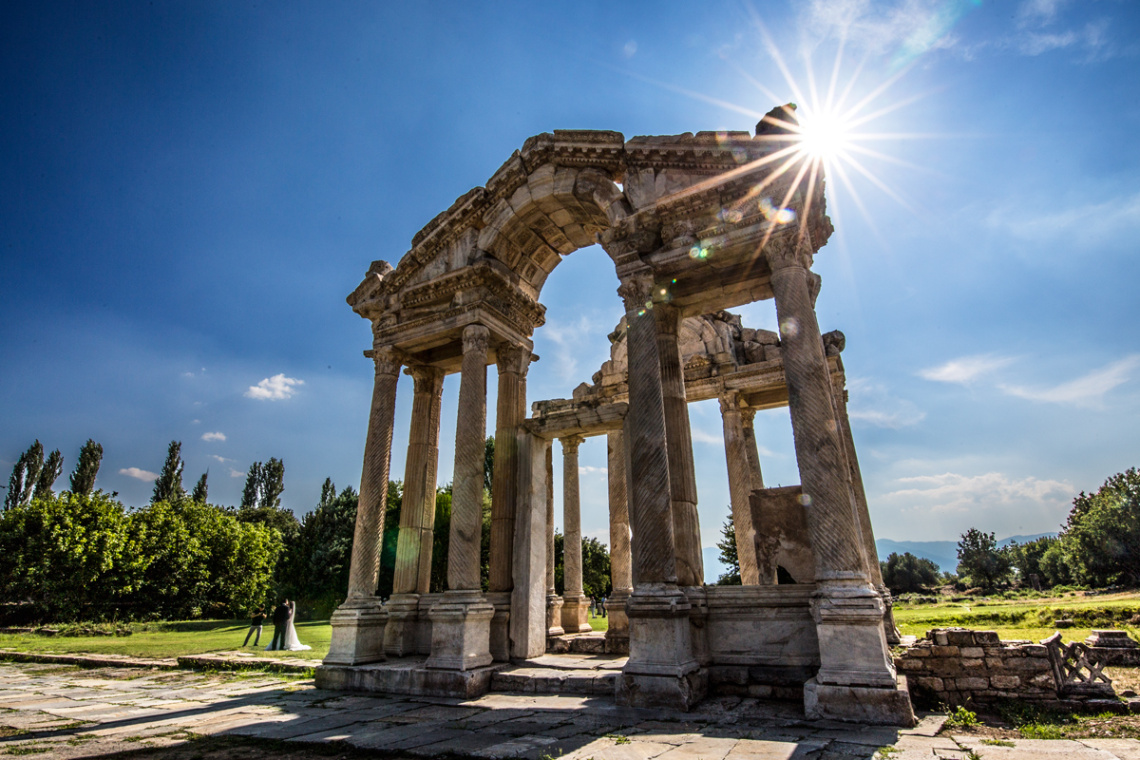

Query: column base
[877,584,902,646]
[804,676,916,726]
[324,597,387,666]
[383,593,420,657]
[561,592,592,633]
[426,589,494,671]
[604,588,630,654]
[485,590,511,662]
[546,594,564,637]
[617,585,706,710]
[812,583,899,688]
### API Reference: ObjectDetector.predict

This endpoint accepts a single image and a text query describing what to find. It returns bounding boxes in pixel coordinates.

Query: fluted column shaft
[768,253,865,583]
[607,429,632,591]
[393,365,444,596]
[346,348,402,599]
[490,345,529,592]
[561,435,584,597]
[618,272,678,586]
[741,408,765,491]
[448,325,490,592]
[545,443,556,594]
[721,391,764,585]
[655,304,703,586]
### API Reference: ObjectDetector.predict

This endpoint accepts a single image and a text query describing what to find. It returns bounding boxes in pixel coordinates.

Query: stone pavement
[2,661,1140,759]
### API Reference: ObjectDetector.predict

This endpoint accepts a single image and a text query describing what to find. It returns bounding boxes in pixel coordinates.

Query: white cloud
[229,468,245,478]
[987,192,1140,245]
[690,427,724,446]
[885,471,1073,516]
[801,0,970,62]
[999,355,1140,407]
[846,377,926,428]
[201,431,226,442]
[1016,0,1070,28]
[536,314,612,383]
[245,374,304,401]
[119,467,159,482]
[211,455,233,464]
[918,354,1016,385]
[579,465,608,476]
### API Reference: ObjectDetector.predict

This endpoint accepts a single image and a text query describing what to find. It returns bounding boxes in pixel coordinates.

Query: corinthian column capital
[462,324,490,354]
[370,346,403,376]
[406,364,445,397]
[496,343,530,375]
[561,434,584,455]
[764,234,814,273]
[617,269,655,313]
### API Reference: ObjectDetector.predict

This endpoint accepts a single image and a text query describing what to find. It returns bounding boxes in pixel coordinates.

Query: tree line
[0,436,612,623]
[882,467,1140,594]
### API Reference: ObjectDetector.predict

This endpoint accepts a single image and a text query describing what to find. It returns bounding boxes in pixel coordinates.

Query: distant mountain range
[701,534,1058,582]
[875,534,1058,573]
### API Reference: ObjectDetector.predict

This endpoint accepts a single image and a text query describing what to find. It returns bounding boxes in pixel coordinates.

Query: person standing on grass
[267,599,290,651]
[243,605,266,647]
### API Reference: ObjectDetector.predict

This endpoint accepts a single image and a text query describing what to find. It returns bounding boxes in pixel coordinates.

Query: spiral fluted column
[393,365,444,596]
[324,346,401,666]
[448,324,490,592]
[655,303,703,586]
[490,344,529,592]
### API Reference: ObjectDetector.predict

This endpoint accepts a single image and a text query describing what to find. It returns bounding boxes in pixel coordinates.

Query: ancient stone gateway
[316,114,915,725]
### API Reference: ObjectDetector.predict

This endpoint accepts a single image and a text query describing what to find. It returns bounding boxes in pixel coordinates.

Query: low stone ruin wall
[895,628,1058,707]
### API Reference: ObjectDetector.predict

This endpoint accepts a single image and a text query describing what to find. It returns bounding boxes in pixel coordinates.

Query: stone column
[767,238,912,725]
[324,347,401,666]
[614,269,704,710]
[833,378,902,645]
[544,441,563,636]
[720,390,766,585]
[606,428,632,654]
[427,325,494,672]
[510,432,550,659]
[488,344,530,660]
[741,407,765,490]
[560,435,591,633]
[654,303,704,586]
[384,364,444,656]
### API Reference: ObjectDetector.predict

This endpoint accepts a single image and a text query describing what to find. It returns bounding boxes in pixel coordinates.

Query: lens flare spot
[689,243,711,260]
[798,493,813,507]
[780,317,799,339]
[718,208,744,224]
[760,198,796,225]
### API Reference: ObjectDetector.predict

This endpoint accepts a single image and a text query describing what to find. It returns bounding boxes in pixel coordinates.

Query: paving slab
[1079,739,1140,760]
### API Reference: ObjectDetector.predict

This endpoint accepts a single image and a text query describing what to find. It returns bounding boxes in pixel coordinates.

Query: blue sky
[2,1,1138,579]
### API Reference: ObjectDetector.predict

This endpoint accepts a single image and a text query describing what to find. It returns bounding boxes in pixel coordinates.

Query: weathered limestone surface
[326,348,401,666]
[606,428,632,654]
[333,118,909,722]
[386,365,444,657]
[428,325,494,673]
[560,435,591,634]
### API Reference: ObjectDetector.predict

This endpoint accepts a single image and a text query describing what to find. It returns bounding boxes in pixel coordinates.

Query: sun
[795,107,854,162]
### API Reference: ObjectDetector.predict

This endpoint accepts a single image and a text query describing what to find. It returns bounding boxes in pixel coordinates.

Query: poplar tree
[152,441,186,503]
[191,472,209,504]
[69,440,103,495]
[241,461,263,508]
[259,458,285,509]
[32,449,63,500]
[4,441,43,510]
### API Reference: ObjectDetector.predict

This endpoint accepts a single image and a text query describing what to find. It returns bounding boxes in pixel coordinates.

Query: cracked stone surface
[2,661,1140,759]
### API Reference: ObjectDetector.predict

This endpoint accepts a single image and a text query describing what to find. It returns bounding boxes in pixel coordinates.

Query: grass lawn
[588,613,610,632]
[0,619,332,661]
[893,589,1140,644]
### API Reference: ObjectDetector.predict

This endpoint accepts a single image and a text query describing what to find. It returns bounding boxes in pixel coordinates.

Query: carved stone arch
[476,164,631,301]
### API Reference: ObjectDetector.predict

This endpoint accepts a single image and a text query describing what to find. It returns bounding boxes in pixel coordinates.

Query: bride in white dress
[265,600,311,651]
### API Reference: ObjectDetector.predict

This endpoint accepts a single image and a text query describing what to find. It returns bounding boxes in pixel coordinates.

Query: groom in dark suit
[268,599,291,650]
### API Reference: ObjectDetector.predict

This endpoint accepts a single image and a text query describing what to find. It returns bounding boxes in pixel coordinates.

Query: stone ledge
[0,650,177,670]
[316,658,507,699]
